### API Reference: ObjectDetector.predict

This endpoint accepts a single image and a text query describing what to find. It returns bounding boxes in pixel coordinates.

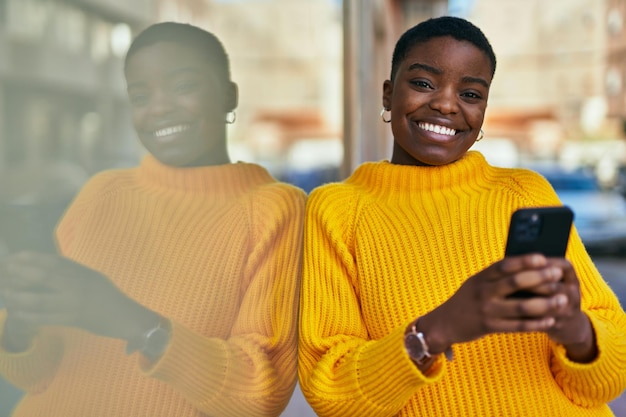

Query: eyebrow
[407,62,490,88]
[408,62,441,75]
[127,66,202,90]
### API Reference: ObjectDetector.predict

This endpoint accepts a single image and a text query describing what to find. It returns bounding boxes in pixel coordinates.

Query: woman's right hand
[419,254,567,354]
[0,251,160,351]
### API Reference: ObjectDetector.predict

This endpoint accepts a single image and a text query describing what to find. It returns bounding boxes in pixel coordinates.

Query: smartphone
[505,206,574,298]
[505,206,574,257]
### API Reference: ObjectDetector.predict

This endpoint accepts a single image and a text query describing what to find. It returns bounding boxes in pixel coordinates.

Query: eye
[129,93,149,107]
[410,79,433,90]
[174,80,199,94]
[460,91,483,101]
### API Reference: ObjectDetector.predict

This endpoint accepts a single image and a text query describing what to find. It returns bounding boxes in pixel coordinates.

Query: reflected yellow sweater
[0,155,305,417]
[299,151,626,417]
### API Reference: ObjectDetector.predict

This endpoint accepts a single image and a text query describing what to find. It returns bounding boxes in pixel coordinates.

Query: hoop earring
[226,111,236,124]
[380,107,391,123]
[476,128,484,141]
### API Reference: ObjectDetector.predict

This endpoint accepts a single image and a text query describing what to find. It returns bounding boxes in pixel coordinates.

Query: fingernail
[549,267,563,280]
[531,254,544,265]
[554,294,567,307]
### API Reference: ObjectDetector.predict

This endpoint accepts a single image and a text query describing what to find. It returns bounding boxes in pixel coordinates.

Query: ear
[224,81,238,112]
[382,79,393,111]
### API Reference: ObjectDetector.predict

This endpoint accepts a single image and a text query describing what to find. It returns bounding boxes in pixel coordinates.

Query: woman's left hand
[542,257,597,363]
[0,251,153,342]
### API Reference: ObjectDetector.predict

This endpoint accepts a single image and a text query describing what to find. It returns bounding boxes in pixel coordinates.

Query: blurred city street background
[1,0,626,415]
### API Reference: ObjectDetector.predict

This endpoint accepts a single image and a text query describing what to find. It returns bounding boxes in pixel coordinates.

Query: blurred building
[154,0,345,185]
[342,0,447,173]
[606,0,626,123]
[0,2,154,412]
[0,0,162,264]
[471,0,613,158]
[0,0,155,175]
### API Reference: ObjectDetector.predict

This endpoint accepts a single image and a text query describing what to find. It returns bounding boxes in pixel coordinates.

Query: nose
[149,89,175,117]
[429,87,459,114]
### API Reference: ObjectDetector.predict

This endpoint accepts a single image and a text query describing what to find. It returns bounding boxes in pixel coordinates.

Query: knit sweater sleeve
[513,170,626,406]
[0,311,64,393]
[298,185,446,417]
[140,184,305,417]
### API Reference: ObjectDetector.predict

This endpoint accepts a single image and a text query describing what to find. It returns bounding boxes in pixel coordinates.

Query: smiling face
[383,36,493,167]
[125,41,236,167]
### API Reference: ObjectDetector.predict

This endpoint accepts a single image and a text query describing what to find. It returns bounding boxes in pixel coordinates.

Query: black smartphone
[505,206,574,257]
[505,206,574,298]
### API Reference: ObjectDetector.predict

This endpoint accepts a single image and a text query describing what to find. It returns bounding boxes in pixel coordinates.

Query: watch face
[405,333,426,361]
[144,327,170,358]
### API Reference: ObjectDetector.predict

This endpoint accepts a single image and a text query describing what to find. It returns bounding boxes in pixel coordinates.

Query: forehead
[401,36,493,80]
[125,41,217,83]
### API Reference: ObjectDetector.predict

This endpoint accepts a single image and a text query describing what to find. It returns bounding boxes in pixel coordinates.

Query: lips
[418,122,457,136]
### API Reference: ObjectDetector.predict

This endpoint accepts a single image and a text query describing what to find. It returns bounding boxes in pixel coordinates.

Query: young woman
[298,16,626,416]
[0,22,305,417]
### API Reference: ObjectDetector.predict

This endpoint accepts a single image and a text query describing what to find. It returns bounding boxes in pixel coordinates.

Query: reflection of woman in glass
[0,22,305,417]
[298,17,626,417]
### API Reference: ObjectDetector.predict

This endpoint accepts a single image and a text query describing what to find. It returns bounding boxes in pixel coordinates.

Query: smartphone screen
[504,206,574,258]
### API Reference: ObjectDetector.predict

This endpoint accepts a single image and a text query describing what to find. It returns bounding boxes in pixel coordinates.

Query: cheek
[467,107,487,128]
[184,95,223,119]
[391,89,416,109]
[130,108,145,132]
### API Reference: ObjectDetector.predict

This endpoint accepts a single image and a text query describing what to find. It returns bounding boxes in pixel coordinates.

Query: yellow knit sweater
[299,151,626,417]
[0,155,305,417]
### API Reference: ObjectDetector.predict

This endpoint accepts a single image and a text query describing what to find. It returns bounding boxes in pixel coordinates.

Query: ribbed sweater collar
[347,151,493,194]
[137,154,274,193]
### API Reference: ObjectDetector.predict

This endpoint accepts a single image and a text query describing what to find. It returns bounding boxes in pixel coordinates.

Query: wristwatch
[404,320,454,364]
[404,323,432,364]
[126,316,171,360]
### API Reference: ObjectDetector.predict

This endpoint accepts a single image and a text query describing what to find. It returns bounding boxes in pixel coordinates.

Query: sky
[448,0,477,17]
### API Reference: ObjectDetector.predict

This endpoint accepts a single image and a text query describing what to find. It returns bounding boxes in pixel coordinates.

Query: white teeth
[154,124,190,137]
[419,122,456,136]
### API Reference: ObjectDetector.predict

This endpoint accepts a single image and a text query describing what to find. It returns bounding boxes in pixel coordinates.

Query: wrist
[125,313,171,361]
[561,313,597,363]
[404,317,453,365]
[415,314,453,358]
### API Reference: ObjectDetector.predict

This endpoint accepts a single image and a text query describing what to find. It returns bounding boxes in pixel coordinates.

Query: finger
[488,294,568,319]
[3,290,74,328]
[5,254,77,292]
[547,258,578,285]
[21,254,94,292]
[4,264,51,291]
[2,288,71,327]
[11,251,57,264]
[7,251,70,273]
[10,310,72,328]
[512,281,560,297]
[511,266,562,291]
[487,316,556,333]
[490,266,562,297]
[487,254,548,281]
[1,289,48,312]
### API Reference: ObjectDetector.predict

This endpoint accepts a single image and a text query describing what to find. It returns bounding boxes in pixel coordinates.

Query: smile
[154,124,190,138]
[418,122,457,136]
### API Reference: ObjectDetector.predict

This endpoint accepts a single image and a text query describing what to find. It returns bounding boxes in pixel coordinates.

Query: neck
[184,145,231,167]
[390,143,429,166]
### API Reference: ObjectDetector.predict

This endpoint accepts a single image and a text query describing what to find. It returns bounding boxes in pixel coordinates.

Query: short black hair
[124,22,231,84]
[390,16,496,81]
